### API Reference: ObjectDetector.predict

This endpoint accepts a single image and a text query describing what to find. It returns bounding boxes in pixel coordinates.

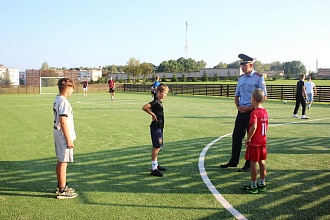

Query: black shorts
[150,127,163,148]
[109,88,114,93]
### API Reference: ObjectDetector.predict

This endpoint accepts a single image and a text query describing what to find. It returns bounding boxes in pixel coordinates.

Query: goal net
[40,77,61,94]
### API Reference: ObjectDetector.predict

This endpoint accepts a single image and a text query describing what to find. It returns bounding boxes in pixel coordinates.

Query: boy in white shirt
[53,78,78,199]
[305,76,317,109]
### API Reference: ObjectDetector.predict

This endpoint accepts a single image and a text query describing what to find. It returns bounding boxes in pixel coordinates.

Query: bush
[202,71,208,81]
[181,73,187,82]
[162,74,167,82]
[171,74,178,82]
[213,73,219,81]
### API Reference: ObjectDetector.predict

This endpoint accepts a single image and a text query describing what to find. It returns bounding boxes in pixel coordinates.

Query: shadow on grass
[210,135,330,220]
[1,136,329,219]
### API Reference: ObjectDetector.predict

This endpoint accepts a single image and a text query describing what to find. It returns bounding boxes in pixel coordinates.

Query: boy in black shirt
[142,83,169,177]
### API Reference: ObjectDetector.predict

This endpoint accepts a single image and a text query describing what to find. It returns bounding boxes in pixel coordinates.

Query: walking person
[220,54,267,172]
[305,76,317,109]
[292,74,309,119]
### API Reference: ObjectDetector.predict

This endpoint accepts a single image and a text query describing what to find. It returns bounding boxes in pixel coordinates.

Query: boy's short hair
[252,88,264,103]
[157,83,169,93]
[58,78,74,92]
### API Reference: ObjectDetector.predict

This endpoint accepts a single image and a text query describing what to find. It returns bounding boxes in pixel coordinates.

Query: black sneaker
[157,165,167,171]
[220,163,237,168]
[238,167,251,172]
[150,169,163,177]
[242,185,258,194]
[257,182,267,192]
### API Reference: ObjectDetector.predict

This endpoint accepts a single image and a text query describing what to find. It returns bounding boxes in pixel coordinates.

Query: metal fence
[1,83,329,102]
[123,84,330,102]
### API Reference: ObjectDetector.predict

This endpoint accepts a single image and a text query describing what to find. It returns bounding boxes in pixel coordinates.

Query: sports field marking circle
[199,118,330,220]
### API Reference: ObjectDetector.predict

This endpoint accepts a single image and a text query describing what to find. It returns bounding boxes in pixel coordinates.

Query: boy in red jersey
[108,76,115,101]
[243,88,268,193]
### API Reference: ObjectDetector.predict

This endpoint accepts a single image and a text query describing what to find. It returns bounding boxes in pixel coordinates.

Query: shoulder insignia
[255,72,263,77]
[239,74,244,78]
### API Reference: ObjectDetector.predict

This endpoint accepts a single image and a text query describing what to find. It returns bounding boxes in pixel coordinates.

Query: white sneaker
[56,190,78,199]
[301,115,310,119]
[292,114,299,118]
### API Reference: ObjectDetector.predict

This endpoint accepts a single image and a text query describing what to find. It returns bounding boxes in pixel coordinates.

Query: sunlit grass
[0,92,329,220]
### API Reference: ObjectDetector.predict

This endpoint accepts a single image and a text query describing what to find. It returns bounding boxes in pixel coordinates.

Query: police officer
[220,54,267,172]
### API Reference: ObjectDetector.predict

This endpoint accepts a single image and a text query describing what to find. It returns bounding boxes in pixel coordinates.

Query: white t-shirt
[305,81,315,94]
[53,95,76,142]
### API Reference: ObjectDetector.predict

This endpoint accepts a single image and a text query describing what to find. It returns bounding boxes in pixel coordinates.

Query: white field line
[199,117,330,220]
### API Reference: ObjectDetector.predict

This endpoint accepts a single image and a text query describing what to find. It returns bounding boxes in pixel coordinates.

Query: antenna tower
[185,21,188,59]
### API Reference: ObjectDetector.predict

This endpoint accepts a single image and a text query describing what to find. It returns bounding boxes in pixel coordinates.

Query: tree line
[38,57,314,83]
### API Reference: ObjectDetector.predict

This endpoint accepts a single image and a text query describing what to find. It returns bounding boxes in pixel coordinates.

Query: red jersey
[108,79,115,88]
[248,108,268,146]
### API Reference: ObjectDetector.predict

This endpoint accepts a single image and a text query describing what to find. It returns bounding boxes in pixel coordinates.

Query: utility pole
[185,21,188,59]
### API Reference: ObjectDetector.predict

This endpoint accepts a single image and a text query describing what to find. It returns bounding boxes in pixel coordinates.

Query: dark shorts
[109,88,114,93]
[150,127,163,148]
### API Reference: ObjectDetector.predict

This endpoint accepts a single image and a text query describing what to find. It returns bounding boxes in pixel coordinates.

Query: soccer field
[0,92,329,220]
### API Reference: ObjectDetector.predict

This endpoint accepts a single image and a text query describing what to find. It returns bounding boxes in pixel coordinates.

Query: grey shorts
[54,133,74,162]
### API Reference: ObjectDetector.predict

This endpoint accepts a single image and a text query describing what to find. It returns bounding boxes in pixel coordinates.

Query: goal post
[39,77,61,94]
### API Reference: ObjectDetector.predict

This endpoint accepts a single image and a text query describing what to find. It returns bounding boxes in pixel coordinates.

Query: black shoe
[157,165,167,171]
[238,167,251,172]
[220,163,237,168]
[150,169,163,177]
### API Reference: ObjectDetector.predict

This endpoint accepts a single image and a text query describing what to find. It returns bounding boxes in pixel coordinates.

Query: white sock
[152,161,158,170]
[259,179,265,185]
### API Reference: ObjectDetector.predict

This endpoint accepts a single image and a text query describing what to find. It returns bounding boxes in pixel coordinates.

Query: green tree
[140,62,153,82]
[181,73,187,82]
[41,61,49,70]
[124,58,141,83]
[171,73,178,82]
[213,73,219,81]
[202,70,208,81]
[213,61,227,69]
[227,61,240,68]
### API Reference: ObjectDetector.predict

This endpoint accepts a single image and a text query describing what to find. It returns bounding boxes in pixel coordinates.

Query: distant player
[108,76,115,101]
[151,76,160,99]
[82,78,88,96]
[242,88,268,194]
[305,76,317,109]
[53,78,78,199]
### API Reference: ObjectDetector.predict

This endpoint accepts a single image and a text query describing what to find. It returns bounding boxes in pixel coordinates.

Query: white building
[7,68,20,85]
[78,70,102,82]
[0,64,6,79]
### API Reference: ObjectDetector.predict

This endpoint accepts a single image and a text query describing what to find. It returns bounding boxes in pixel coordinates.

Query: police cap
[238,54,255,65]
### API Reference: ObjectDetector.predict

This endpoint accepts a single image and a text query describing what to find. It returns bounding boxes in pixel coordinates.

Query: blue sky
[1,0,330,72]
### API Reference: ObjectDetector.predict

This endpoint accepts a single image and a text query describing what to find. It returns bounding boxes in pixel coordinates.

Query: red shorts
[244,145,267,162]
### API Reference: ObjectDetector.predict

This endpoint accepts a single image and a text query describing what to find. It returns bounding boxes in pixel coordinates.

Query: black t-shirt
[149,98,164,128]
[296,80,304,97]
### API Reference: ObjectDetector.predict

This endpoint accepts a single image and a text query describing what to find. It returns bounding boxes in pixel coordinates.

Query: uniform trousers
[229,110,251,168]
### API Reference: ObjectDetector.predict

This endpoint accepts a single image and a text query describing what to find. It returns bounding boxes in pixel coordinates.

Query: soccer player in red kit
[108,76,115,101]
[243,88,268,193]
